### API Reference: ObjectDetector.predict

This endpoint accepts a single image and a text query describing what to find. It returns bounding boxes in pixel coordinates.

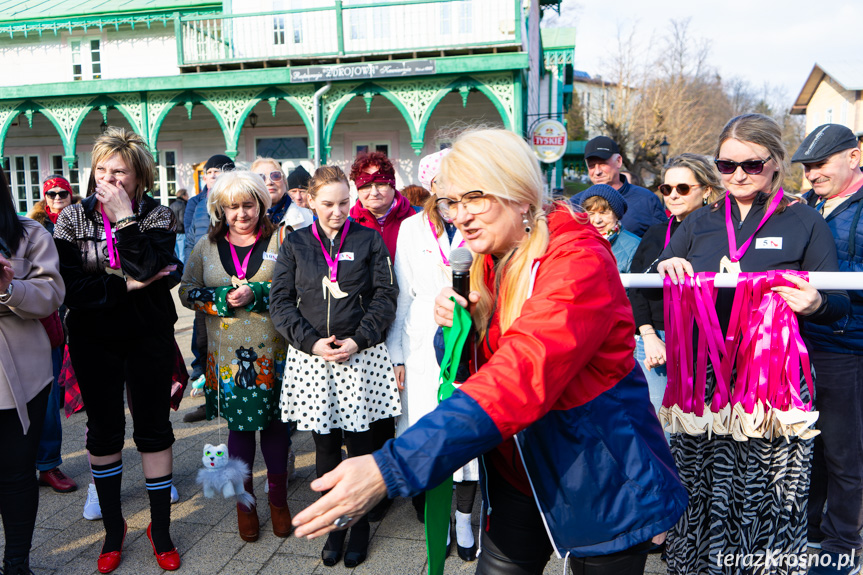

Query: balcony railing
[177,0,521,66]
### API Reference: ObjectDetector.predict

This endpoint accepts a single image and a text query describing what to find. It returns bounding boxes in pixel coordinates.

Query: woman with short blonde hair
[180,170,292,544]
[53,126,181,573]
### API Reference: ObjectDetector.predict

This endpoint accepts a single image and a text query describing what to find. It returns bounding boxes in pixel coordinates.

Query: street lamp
[249,112,258,129]
[659,136,670,165]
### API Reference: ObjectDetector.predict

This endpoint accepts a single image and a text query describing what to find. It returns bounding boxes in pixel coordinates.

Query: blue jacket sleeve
[184,193,203,263]
[373,389,502,498]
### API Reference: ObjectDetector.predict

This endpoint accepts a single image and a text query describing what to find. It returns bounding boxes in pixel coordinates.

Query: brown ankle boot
[237,503,259,542]
[269,502,293,537]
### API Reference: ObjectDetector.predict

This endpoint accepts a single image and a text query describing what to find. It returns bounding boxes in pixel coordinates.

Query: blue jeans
[35,346,63,471]
[808,349,863,554]
[634,331,667,417]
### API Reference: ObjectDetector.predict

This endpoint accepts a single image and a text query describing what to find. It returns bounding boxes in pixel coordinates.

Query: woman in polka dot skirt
[270,165,400,569]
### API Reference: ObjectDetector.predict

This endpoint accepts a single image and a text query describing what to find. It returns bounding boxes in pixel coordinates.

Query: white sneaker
[170,485,179,504]
[83,483,102,520]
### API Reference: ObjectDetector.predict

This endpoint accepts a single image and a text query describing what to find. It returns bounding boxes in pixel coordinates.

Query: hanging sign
[530,119,567,163]
[290,60,435,83]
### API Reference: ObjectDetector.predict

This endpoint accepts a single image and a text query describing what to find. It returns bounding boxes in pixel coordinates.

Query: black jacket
[660,194,850,331]
[53,194,178,340]
[629,217,679,331]
[270,219,398,354]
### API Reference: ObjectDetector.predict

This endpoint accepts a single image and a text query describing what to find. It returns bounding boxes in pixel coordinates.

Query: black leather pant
[476,461,649,575]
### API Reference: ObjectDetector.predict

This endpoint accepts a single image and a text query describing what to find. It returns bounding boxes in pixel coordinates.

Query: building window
[5,155,41,213]
[256,137,308,160]
[153,150,178,204]
[440,4,451,35]
[90,39,101,79]
[354,142,389,157]
[71,41,83,80]
[69,37,102,81]
[458,1,473,34]
[273,15,286,45]
[51,155,81,195]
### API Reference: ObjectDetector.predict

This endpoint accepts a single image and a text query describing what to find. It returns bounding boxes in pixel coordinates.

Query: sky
[542,0,859,108]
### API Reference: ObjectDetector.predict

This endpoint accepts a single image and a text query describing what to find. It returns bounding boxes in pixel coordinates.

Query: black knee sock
[91,461,124,553]
[145,474,174,553]
[456,481,478,514]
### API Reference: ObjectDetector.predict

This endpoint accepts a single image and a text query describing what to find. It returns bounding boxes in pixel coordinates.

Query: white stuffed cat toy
[196,444,254,508]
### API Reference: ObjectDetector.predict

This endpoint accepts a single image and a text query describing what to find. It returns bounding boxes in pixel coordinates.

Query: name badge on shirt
[755,237,783,250]
[263,252,278,262]
[338,252,354,261]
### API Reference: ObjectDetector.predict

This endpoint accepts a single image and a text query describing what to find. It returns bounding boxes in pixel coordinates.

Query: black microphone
[450,247,473,300]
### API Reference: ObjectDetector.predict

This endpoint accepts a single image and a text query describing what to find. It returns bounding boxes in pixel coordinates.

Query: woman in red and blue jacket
[292,129,688,574]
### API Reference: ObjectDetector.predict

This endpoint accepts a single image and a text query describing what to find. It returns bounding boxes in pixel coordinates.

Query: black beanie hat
[287,165,311,190]
[204,154,235,172]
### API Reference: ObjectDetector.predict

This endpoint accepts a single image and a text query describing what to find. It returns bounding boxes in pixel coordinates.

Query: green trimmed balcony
[177,0,522,68]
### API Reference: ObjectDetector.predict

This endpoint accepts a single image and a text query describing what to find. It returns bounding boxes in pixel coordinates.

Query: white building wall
[0,25,179,87]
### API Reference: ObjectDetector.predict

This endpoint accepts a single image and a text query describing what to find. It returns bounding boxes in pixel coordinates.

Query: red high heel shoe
[97,520,127,574]
[147,523,181,571]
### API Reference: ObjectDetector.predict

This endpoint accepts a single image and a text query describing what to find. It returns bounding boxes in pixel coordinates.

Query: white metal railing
[178,0,519,66]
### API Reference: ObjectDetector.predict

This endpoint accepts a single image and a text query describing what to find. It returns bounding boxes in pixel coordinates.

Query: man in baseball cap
[793,123,863,575]
[584,135,665,237]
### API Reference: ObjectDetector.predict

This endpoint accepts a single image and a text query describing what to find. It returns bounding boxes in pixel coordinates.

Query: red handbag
[39,311,64,348]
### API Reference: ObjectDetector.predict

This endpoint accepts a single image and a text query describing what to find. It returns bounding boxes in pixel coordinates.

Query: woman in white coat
[386,149,479,562]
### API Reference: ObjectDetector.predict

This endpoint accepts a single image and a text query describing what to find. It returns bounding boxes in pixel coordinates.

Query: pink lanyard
[725,190,783,263]
[228,230,263,280]
[663,216,674,249]
[100,205,121,269]
[311,220,350,281]
[428,219,465,266]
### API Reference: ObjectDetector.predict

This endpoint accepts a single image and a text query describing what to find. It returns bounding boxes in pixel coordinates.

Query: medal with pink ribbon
[312,221,350,299]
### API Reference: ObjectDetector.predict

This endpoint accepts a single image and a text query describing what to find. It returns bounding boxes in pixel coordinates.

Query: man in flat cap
[793,123,863,574]
[584,136,666,237]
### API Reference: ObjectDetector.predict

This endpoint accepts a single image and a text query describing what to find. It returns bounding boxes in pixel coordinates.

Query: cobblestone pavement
[6,288,666,574]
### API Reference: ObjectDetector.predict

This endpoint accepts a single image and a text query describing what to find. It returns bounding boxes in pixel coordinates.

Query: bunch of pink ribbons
[659,271,819,441]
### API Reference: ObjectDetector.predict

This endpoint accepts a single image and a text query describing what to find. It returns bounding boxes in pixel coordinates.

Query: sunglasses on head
[45,191,70,199]
[256,171,283,182]
[714,157,771,175]
[658,183,701,196]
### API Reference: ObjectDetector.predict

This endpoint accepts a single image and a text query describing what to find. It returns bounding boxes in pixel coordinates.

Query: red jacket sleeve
[459,232,636,441]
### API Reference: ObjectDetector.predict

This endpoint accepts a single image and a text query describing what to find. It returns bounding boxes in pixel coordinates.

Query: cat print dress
[179,233,285,431]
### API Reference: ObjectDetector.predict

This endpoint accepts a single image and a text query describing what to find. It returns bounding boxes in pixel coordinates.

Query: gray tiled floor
[5,288,667,575]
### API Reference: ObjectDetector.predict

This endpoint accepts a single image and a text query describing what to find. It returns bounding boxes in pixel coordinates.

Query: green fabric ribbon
[425,298,472,575]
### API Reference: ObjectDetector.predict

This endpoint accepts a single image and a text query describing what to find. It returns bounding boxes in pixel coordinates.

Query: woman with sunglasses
[25,176,81,495]
[657,114,849,574]
[250,158,313,238]
[572,184,641,273]
[347,151,416,521]
[628,154,723,418]
[270,166,399,568]
[289,129,687,575]
[385,149,480,561]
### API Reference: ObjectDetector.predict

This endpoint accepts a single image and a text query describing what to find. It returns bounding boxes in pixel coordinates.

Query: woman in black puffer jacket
[269,165,399,569]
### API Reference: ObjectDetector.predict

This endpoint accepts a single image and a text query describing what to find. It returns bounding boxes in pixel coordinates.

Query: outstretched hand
[292,455,388,539]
